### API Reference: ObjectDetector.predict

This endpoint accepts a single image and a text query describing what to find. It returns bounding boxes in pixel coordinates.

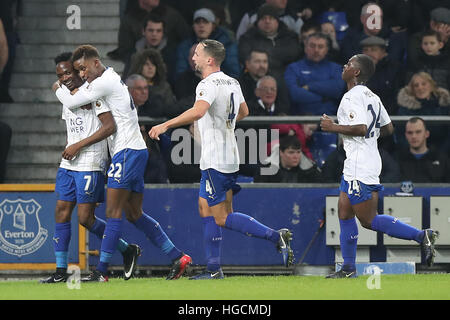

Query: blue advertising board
[88,184,450,267]
[0,191,80,265]
[1,184,449,269]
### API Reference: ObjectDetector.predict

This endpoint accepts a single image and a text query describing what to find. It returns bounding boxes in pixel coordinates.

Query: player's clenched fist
[320,114,335,132]
[148,123,168,140]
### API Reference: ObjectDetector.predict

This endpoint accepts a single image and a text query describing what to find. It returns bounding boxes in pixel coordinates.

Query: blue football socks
[371,214,424,243]
[224,212,279,244]
[339,218,358,271]
[54,222,71,271]
[97,218,122,274]
[89,216,128,253]
[133,212,182,261]
[202,216,222,272]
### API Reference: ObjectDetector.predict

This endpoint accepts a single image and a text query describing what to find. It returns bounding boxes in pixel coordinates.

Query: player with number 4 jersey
[320,54,438,279]
[149,40,294,279]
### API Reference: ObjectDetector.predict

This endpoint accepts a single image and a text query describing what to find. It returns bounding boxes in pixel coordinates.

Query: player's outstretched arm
[320,114,367,136]
[53,77,111,110]
[61,111,116,160]
[149,100,210,140]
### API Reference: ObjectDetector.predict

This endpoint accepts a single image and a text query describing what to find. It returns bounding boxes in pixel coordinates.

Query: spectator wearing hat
[407,7,450,69]
[284,32,345,115]
[361,36,405,115]
[406,29,450,90]
[174,8,240,79]
[238,4,301,80]
[236,0,304,42]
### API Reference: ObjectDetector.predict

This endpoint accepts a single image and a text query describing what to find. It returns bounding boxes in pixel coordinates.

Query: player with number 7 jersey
[53,45,192,282]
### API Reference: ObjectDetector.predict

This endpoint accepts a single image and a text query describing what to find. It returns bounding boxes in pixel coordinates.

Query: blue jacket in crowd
[284,58,346,115]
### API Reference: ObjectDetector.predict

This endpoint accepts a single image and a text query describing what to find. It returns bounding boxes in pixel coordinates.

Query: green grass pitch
[0,274,449,300]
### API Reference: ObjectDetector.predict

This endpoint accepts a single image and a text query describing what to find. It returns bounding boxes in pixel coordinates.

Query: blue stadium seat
[317,11,349,42]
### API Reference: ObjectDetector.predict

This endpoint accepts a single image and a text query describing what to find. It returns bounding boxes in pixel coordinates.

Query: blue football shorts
[55,167,105,204]
[107,148,148,193]
[339,176,384,205]
[199,168,241,207]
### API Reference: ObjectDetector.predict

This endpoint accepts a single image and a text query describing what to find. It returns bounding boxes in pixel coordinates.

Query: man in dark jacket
[108,0,189,63]
[361,36,405,115]
[239,48,290,111]
[238,4,301,80]
[396,117,450,183]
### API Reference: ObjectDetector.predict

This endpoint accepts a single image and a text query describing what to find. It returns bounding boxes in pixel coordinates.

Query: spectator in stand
[125,73,165,118]
[128,48,177,115]
[247,75,289,116]
[360,36,405,115]
[321,135,400,183]
[396,72,450,151]
[408,7,450,70]
[270,123,317,161]
[239,48,290,110]
[297,21,321,60]
[107,0,189,64]
[254,135,322,183]
[173,44,201,102]
[124,13,177,84]
[396,117,450,183]
[175,8,240,79]
[126,74,169,183]
[284,32,345,115]
[0,0,18,103]
[340,2,407,63]
[406,29,450,90]
[321,21,344,64]
[238,4,301,79]
[397,72,450,116]
[236,0,304,41]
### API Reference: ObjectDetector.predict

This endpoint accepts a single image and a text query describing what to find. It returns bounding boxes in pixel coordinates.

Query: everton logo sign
[0,199,48,257]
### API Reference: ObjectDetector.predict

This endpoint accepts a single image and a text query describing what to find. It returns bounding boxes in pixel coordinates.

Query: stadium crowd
[1,0,450,185]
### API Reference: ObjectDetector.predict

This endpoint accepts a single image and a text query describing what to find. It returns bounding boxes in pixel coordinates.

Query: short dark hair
[246,48,269,62]
[407,116,427,130]
[421,29,442,42]
[54,52,72,65]
[142,13,165,30]
[306,32,331,49]
[199,39,226,66]
[354,54,375,83]
[72,44,100,62]
[300,21,321,34]
[280,135,302,152]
